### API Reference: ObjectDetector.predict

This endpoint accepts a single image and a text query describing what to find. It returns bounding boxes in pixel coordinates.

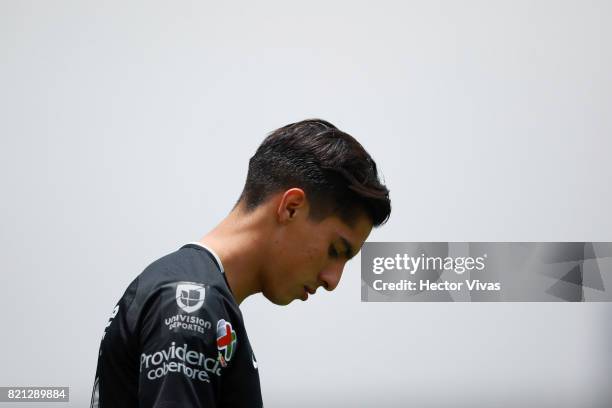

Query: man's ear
[276,188,307,223]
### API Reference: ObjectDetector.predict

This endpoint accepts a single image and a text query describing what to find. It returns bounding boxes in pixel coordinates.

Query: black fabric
[90,244,263,407]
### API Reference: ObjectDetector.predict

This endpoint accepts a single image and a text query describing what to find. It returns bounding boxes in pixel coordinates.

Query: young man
[90,119,391,407]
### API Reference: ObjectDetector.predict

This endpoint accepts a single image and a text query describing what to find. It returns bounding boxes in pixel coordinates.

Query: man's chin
[262,290,294,306]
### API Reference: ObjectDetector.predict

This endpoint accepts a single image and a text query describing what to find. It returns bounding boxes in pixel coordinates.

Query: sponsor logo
[216,319,237,367]
[100,304,119,346]
[90,377,99,408]
[176,282,206,313]
[140,342,222,382]
[164,314,212,334]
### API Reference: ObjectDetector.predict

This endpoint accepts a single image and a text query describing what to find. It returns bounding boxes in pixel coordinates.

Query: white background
[1,1,611,407]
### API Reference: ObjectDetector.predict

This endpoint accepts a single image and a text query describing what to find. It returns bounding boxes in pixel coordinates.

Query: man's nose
[319,263,345,292]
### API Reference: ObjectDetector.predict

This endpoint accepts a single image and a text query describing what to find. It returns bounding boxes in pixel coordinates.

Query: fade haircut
[238,119,391,227]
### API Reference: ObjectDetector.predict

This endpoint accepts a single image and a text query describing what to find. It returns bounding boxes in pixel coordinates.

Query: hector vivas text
[371,253,501,292]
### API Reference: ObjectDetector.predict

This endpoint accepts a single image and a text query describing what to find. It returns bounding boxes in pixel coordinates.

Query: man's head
[237,119,391,305]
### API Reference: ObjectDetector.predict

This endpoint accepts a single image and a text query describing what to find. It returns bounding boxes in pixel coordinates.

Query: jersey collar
[187,241,225,274]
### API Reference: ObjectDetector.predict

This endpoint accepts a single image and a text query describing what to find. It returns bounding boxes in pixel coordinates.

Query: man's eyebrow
[340,236,355,260]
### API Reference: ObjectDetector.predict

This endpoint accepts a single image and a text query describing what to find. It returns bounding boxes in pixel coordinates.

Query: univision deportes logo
[140,342,222,382]
[165,314,212,334]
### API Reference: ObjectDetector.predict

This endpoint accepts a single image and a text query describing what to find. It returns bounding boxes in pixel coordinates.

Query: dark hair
[238,119,391,227]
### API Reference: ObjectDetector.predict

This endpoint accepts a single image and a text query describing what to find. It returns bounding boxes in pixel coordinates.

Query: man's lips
[300,285,316,301]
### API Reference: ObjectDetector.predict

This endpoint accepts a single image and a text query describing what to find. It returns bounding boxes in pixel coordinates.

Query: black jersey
[90,243,263,408]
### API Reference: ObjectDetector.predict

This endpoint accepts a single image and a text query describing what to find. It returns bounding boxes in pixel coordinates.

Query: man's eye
[328,245,339,258]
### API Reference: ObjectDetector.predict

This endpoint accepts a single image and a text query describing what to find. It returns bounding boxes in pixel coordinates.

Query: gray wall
[1,1,611,407]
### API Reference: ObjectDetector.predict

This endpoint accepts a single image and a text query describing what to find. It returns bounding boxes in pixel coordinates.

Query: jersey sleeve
[137,280,236,408]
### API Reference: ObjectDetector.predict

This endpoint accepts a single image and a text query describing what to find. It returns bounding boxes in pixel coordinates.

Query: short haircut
[238,119,391,227]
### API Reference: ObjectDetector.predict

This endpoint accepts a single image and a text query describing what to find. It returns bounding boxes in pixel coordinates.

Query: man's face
[262,204,373,305]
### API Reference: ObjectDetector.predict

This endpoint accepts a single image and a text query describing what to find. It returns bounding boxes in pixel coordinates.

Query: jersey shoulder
[139,245,234,305]
[119,245,240,342]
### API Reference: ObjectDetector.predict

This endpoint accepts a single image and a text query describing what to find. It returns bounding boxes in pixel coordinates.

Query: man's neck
[197,205,269,305]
